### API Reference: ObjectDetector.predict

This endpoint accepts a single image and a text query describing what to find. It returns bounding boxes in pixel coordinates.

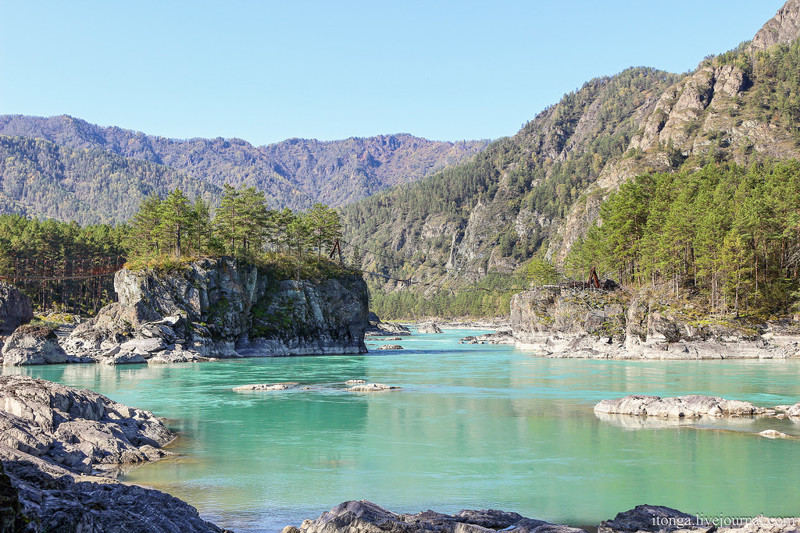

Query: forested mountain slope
[0,136,220,225]
[0,115,488,211]
[341,0,800,308]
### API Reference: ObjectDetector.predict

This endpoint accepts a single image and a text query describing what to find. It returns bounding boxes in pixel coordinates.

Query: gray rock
[0,375,174,474]
[290,500,584,533]
[1,456,226,533]
[751,0,800,51]
[1,324,69,366]
[64,257,369,362]
[347,383,401,392]
[417,322,443,334]
[377,344,404,350]
[786,402,800,417]
[594,395,765,419]
[0,282,33,336]
[102,351,147,365]
[759,429,791,439]
[599,505,699,533]
[233,382,300,391]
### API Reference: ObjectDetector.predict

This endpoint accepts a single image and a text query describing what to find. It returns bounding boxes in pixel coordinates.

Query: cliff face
[751,0,800,50]
[509,287,799,359]
[64,257,369,362]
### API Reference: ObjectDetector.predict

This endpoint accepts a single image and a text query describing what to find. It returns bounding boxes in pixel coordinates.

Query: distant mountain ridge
[0,115,489,217]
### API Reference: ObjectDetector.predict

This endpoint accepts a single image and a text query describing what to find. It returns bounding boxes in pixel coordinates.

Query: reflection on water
[5,329,800,532]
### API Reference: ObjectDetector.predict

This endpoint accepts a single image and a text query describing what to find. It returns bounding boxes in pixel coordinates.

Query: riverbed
[5,328,800,532]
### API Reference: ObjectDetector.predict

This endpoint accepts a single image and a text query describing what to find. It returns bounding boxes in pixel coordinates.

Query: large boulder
[0,375,174,474]
[286,500,585,533]
[0,282,33,335]
[1,324,69,366]
[417,322,443,334]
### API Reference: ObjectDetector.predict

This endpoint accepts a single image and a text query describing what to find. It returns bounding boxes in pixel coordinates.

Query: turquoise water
[5,328,800,532]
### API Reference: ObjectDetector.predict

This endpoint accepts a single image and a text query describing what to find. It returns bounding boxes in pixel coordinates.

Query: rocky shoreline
[282,500,800,533]
[509,286,800,360]
[0,375,226,532]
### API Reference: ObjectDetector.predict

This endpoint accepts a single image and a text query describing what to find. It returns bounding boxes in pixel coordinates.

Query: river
[5,327,800,531]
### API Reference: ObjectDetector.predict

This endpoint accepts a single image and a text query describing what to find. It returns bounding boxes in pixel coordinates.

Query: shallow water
[6,328,800,531]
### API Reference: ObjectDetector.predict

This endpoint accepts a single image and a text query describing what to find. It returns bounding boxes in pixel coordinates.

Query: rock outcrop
[751,0,800,51]
[0,375,174,474]
[0,281,33,335]
[1,324,72,366]
[0,376,224,532]
[62,257,369,363]
[1,452,225,532]
[594,395,766,419]
[417,322,443,334]
[285,500,584,533]
[510,286,797,359]
[600,504,800,533]
[366,313,411,337]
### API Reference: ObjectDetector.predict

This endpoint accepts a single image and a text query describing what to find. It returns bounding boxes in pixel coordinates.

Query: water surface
[7,328,800,531]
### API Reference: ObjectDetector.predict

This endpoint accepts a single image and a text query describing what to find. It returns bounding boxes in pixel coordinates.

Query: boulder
[0,375,174,474]
[599,505,699,533]
[417,322,443,334]
[289,501,584,533]
[0,282,33,335]
[1,324,69,366]
[594,395,765,419]
[365,314,411,337]
[759,429,790,439]
[377,344,404,350]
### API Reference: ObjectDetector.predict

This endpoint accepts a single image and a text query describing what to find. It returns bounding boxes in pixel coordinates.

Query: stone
[233,382,300,391]
[0,375,174,474]
[345,380,366,384]
[751,0,800,51]
[786,402,800,417]
[759,429,791,439]
[1,324,69,366]
[347,383,401,392]
[0,282,33,335]
[288,500,584,533]
[599,505,699,533]
[594,395,765,419]
[102,351,147,365]
[377,345,404,350]
[0,456,225,533]
[417,322,443,334]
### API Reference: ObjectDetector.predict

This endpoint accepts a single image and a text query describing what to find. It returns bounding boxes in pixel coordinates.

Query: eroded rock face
[751,0,800,51]
[1,325,70,366]
[64,257,369,362]
[0,282,33,336]
[0,375,174,474]
[594,395,765,418]
[288,500,585,533]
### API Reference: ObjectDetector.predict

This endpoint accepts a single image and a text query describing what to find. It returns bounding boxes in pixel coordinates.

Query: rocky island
[1,257,369,366]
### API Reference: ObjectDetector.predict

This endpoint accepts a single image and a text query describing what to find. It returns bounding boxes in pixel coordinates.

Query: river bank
[5,331,799,532]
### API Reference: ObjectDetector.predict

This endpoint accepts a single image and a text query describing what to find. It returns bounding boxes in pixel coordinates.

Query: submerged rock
[347,383,401,392]
[594,395,765,418]
[377,344,403,350]
[1,324,71,366]
[0,375,174,474]
[288,500,584,533]
[233,382,300,391]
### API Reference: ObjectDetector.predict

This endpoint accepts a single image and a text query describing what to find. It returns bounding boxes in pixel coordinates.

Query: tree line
[567,161,800,315]
[126,184,343,264]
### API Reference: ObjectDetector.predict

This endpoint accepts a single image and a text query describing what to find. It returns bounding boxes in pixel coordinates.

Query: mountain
[340,0,800,312]
[0,115,489,213]
[0,135,220,225]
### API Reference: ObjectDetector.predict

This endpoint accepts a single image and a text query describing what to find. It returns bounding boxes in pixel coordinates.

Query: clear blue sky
[0,1,787,146]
